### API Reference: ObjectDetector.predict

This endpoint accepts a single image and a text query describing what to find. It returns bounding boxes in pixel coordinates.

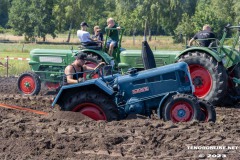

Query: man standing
[105,18,121,56]
[189,24,216,47]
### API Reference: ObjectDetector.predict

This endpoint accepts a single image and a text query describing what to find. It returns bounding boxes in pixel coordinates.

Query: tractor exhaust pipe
[142,18,156,70]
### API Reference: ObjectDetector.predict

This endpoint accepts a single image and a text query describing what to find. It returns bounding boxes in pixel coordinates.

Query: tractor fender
[157,92,177,119]
[176,47,222,62]
[51,79,114,107]
[81,48,113,64]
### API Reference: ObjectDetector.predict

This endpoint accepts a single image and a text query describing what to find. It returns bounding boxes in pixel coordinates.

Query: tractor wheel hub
[24,82,30,87]
[193,76,203,87]
[177,109,186,117]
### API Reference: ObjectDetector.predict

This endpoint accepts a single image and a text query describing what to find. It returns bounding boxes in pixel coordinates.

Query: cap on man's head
[76,52,87,60]
[80,22,89,27]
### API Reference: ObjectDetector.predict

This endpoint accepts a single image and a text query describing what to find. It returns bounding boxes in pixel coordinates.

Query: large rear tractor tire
[83,52,112,78]
[84,57,100,79]
[63,90,119,121]
[17,71,41,95]
[162,94,202,123]
[198,99,216,122]
[85,52,105,64]
[222,64,240,106]
[178,51,228,105]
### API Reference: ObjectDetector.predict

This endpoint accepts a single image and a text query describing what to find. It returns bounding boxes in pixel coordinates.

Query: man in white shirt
[77,22,99,46]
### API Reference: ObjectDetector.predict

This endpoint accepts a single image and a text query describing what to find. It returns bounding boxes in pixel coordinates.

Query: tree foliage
[8,0,55,41]
[4,0,240,41]
[0,0,11,28]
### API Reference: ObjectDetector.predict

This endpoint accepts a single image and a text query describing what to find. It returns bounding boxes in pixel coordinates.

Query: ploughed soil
[0,77,239,160]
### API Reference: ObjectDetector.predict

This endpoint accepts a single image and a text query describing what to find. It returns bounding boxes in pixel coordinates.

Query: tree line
[0,0,240,41]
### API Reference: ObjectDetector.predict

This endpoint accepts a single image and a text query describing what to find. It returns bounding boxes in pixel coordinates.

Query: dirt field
[0,76,239,160]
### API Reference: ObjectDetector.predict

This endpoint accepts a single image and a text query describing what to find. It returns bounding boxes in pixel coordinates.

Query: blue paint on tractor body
[52,62,195,119]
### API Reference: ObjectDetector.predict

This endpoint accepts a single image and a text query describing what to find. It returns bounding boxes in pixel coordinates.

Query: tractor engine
[124,97,145,115]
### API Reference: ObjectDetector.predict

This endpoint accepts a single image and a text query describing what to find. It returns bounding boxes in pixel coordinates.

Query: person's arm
[188,38,195,46]
[83,62,106,71]
[65,66,83,84]
[100,33,104,42]
[87,33,101,42]
[188,33,198,46]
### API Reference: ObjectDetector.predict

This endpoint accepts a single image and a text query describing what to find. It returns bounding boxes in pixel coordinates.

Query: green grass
[0,43,77,54]
[0,60,30,76]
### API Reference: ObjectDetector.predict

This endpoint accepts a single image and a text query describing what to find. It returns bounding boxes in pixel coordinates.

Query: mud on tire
[162,93,202,122]
[178,51,228,105]
[198,99,216,122]
[63,90,119,121]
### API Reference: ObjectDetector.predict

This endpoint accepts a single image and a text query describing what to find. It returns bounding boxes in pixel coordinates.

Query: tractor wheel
[198,99,216,122]
[178,51,228,105]
[219,64,240,106]
[162,93,202,122]
[85,52,112,76]
[83,57,100,79]
[231,64,240,95]
[17,71,41,95]
[85,52,105,63]
[63,90,119,121]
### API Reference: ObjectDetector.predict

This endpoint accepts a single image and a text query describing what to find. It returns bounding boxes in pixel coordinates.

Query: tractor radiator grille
[39,56,63,63]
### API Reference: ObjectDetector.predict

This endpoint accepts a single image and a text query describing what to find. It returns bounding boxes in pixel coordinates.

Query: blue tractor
[51,61,216,123]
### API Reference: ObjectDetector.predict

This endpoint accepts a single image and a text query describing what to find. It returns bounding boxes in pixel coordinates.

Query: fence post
[22,44,24,52]
[6,56,8,77]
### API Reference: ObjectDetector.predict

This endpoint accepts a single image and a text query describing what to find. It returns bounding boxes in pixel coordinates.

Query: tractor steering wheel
[208,39,220,48]
[190,40,201,47]
[88,63,105,79]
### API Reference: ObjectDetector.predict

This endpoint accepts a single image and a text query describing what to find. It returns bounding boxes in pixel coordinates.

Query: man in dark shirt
[105,17,121,56]
[189,24,216,47]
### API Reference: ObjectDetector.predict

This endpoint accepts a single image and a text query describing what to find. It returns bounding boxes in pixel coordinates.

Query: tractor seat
[79,42,102,50]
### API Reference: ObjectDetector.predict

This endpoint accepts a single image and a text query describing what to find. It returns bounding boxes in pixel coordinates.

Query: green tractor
[18,25,240,106]
[118,24,240,105]
[177,24,240,105]
[17,28,124,96]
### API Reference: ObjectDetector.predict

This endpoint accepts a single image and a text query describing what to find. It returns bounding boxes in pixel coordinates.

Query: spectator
[189,24,216,47]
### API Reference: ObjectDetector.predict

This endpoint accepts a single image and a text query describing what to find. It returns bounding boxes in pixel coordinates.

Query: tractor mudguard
[80,48,113,64]
[157,92,177,119]
[176,47,222,62]
[51,79,114,107]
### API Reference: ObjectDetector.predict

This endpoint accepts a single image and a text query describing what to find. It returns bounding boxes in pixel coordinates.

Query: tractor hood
[29,49,76,65]
[119,49,180,69]
[114,62,194,100]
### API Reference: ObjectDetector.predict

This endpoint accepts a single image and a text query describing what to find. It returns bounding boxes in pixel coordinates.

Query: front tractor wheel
[162,94,201,123]
[17,72,41,95]
[63,90,119,121]
[178,52,228,105]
